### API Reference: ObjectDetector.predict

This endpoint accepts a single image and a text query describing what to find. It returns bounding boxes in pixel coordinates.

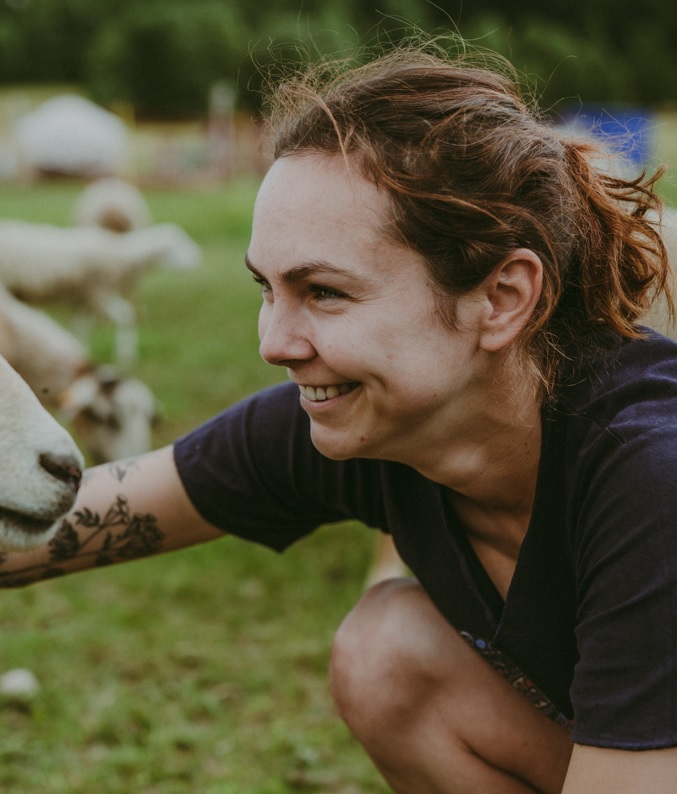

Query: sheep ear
[57,373,99,417]
[95,365,122,389]
[151,397,166,427]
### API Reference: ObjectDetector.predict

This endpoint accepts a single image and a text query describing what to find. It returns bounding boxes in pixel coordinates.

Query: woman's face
[246,154,488,465]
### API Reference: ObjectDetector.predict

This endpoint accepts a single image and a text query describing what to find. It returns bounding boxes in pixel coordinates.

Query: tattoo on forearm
[107,458,141,483]
[0,495,165,587]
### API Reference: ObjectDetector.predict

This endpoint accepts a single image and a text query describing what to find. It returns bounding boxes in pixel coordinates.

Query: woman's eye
[252,274,272,294]
[310,284,347,301]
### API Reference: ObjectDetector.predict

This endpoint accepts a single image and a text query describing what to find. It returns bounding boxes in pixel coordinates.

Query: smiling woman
[1,37,677,793]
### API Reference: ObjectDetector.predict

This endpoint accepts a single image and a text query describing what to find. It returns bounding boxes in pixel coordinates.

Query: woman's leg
[330,578,573,794]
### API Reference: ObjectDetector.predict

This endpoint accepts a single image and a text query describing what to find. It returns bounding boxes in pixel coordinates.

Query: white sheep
[72,177,153,233]
[12,94,129,179]
[0,219,201,366]
[59,368,158,464]
[0,284,158,464]
[0,353,83,551]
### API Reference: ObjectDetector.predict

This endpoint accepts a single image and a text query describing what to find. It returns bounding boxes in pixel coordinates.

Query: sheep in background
[73,177,152,234]
[12,94,129,180]
[0,353,83,551]
[0,284,158,464]
[0,219,201,366]
[59,368,158,464]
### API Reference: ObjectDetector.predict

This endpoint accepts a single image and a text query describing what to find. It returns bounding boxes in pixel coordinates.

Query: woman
[3,44,677,791]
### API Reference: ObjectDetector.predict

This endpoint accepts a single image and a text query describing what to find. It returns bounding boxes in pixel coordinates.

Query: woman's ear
[478,248,543,353]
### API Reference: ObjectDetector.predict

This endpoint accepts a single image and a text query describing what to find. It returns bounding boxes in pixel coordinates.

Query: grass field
[0,111,676,793]
[0,177,390,793]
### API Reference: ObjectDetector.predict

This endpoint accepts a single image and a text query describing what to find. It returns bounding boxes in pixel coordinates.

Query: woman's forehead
[248,155,427,284]
[252,155,391,248]
[256,154,387,218]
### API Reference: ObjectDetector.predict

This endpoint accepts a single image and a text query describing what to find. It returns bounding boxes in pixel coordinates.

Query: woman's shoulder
[555,328,677,435]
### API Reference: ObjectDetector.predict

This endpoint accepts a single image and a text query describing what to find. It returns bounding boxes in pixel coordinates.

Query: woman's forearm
[0,447,223,588]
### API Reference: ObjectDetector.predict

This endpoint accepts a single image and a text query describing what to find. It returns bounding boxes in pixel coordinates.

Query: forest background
[1,0,676,119]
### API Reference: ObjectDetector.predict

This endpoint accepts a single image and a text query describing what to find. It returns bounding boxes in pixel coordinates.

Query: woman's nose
[258,303,315,367]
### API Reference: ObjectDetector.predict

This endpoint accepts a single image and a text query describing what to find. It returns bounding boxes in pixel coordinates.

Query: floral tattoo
[106,458,141,483]
[0,494,165,587]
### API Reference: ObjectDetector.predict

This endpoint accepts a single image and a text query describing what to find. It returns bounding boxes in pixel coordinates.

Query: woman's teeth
[299,383,355,402]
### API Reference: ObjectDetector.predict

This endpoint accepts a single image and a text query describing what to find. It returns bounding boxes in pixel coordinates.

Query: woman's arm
[562,744,677,793]
[0,445,224,587]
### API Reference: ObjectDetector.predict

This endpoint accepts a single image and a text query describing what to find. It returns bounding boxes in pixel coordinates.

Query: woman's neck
[414,366,543,513]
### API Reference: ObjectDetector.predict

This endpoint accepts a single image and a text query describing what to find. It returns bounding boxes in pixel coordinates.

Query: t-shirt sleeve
[172,382,385,551]
[570,424,677,749]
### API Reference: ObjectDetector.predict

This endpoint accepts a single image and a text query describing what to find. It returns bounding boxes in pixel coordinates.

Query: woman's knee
[329,578,464,733]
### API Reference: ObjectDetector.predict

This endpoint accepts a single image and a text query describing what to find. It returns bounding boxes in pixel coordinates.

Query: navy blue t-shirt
[174,329,677,750]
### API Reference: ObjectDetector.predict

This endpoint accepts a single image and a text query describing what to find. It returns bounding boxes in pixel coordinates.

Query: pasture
[0,109,675,793]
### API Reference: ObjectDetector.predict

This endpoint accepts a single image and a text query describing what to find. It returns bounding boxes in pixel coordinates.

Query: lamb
[0,284,158,464]
[0,219,201,365]
[59,368,158,464]
[72,177,152,233]
[0,353,83,551]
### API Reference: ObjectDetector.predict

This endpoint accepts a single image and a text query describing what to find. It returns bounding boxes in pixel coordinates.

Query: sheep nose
[39,452,83,492]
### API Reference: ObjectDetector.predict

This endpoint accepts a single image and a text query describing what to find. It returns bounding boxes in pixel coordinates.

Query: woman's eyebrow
[244,253,363,285]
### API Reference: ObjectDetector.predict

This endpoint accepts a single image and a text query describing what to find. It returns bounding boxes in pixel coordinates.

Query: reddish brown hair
[264,45,671,394]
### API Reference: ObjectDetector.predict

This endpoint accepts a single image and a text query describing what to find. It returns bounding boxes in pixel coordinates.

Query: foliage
[87,2,247,119]
[1,0,677,117]
[462,10,677,111]
[462,14,631,110]
[0,0,126,83]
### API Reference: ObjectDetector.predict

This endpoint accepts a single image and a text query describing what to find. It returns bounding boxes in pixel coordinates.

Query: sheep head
[58,367,159,464]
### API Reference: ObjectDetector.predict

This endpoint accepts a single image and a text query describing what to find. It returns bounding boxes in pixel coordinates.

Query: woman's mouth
[298,383,359,402]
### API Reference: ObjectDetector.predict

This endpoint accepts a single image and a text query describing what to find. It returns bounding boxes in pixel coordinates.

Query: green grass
[0,177,389,793]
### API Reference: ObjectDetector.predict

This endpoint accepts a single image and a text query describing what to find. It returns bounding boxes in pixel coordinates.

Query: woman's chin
[309,427,362,461]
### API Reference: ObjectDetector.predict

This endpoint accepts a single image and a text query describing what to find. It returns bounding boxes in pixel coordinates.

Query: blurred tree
[0,0,135,83]
[462,14,631,107]
[0,15,23,82]
[87,1,247,118]
[0,0,676,116]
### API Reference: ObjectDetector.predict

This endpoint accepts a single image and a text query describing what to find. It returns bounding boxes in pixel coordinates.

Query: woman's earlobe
[478,249,543,353]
